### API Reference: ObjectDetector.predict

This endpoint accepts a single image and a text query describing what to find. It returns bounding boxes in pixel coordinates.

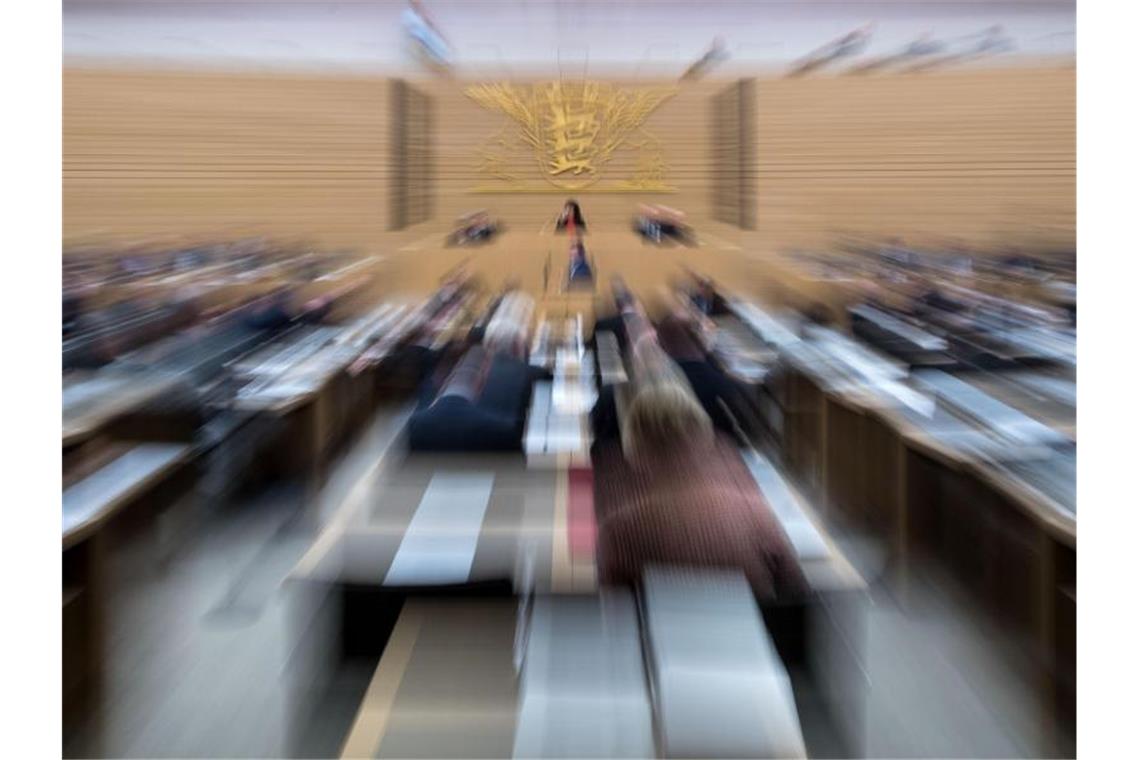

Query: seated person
[407,295,538,452]
[634,204,664,242]
[688,276,728,316]
[241,288,296,331]
[654,204,689,241]
[63,289,83,338]
[567,240,594,285]
[240,286,341,331]
[555,199,586,232]
[593,348,805,601]
[349,272,475,376]
[654,315,757,443]
[635,205,692,244]
[449,210,499,245]
[407,346,521,451]
[296,278,361,325]
[591,277,637,352]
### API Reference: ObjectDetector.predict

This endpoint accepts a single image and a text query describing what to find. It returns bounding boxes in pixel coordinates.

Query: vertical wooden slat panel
[389,79,409,231]
[739,78,757,231]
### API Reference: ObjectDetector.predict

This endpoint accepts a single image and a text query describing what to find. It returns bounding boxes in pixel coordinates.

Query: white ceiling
[63,1,1075,73]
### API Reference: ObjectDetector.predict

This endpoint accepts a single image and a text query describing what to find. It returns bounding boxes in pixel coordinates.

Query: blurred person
[62,290,82,338]
[62,269,90,338]
[591,277,638,351]
[635,204,663,242]
[556,199,586,232]
[241,289,295,331]
[350,269,477,377]
[568,238,594,283]
[449,210,499,246]
[654,314,756,443]
[655,205,692,243]
[239,287,336,331]
[406,313,542,451]
[803,302,835,327]
[635,205,693,245]
[688,275,728,316]
[593,348,805,601]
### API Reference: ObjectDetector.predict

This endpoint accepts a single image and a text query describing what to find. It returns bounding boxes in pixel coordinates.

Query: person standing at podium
[556,199,586,233]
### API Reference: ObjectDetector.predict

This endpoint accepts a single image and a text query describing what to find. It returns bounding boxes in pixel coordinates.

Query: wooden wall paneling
[415,78,719,228]
[64,69,392,249]
[64,66,1074,253]
[389,79,409,231]
[739,78,758,231]
[752,67,1075,249]
[710,83,741,226]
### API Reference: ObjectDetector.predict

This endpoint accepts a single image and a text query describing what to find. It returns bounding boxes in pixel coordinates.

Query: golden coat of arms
[465,81,677,192]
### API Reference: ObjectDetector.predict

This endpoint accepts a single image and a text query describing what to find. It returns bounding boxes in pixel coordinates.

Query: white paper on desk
[525,416,549,455]
[257,381,319,399]
[552,382,595,415]
[880,381,937,418]
[530,381,553,415]
[555,347,582,371]
[384,472,495,586]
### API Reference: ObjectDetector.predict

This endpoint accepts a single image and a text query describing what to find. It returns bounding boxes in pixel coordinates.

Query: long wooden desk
[63,371,184,450]
[289,442,868,756]
[734,309,1075,753]
[63,441,197,715]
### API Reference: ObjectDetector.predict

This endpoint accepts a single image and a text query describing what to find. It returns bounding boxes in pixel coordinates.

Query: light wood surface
[65,66,1074,251]
[65,69,393,248]
[752,66,1075,249]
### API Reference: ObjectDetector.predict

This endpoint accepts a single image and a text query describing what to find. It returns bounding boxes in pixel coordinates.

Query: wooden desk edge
[62,445,193,551]
[819,384,1076,547]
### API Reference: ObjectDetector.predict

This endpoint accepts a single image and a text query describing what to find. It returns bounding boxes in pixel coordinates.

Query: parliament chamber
[58,2,1080,758]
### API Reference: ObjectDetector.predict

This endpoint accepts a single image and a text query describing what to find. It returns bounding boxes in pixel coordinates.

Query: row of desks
[723,297,1076,752]
[334,571,816,759]
[289,443,869,756]
[62,292,444,722]
[287,312,870,757]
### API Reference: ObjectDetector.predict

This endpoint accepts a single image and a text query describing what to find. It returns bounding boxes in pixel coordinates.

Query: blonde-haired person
[618,369,712,463]
[596,349,805,601]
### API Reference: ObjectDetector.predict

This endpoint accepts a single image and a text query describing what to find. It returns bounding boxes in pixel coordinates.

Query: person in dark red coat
[594,340,805,601]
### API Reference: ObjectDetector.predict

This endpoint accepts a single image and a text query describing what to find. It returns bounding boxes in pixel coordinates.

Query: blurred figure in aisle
[568,237,594,284]
[448,210,499,246]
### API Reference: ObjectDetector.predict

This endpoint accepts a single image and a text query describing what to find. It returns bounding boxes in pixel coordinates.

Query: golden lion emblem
[466,81,676,191]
